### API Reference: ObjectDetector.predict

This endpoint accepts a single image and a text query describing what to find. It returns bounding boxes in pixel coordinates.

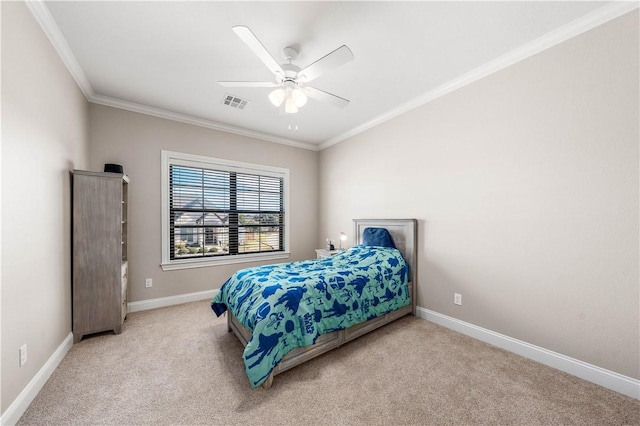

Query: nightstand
[315,248,339,259]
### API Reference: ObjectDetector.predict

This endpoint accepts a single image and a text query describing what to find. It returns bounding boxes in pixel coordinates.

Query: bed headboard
[353,219,417,314]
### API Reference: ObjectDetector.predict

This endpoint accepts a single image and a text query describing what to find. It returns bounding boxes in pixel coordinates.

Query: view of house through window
[169,164,284,261]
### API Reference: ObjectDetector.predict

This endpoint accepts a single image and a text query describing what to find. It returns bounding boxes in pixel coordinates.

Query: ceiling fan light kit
[268,89,285,107]
[219,25,354,115]
[269,81,307,114]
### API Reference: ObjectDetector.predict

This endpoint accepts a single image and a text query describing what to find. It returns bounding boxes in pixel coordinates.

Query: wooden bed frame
[227,218,417,389]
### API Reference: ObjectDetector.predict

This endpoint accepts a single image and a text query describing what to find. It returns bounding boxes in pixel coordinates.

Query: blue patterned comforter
[211,245,409,388]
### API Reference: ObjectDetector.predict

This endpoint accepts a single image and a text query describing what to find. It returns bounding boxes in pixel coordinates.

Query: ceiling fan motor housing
[280,63,301,84]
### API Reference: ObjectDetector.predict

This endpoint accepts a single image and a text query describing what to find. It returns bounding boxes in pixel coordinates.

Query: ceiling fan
[219,26,354,114]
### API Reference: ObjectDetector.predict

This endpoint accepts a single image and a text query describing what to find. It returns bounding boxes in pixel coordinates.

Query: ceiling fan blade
[298,45,354,83]
[218,81,279,88]
[302,86,350,109]
[232,26,284,77]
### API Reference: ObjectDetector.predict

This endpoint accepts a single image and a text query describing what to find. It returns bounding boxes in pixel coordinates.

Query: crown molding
[90,94,319,151]
[26,0,318,152]
[27,0,637,153]
[25,0,94,99]
[319,1,640,150]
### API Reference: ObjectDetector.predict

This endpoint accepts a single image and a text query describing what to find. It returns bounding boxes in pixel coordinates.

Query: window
[161,151,289,270]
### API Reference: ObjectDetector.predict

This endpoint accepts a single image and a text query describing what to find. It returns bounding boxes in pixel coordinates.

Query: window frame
[161,150,290,271]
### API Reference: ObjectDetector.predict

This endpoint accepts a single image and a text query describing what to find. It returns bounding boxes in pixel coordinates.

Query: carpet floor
[17,300,639,425]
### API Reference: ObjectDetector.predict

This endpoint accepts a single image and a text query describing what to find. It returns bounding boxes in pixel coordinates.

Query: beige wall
[87,104,318,303]
[319,11,639,379]
[1,1,636,417]
[1,1,89,414]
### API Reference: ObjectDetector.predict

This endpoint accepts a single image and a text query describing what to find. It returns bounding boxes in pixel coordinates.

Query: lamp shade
[284,97,298,114]
[339,231,347,250]
[269,88,285,107]
[291,89,307,107]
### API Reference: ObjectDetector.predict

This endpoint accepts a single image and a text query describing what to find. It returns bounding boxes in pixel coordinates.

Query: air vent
[222,94,248,110]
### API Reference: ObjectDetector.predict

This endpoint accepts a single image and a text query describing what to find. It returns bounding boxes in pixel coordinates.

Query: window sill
[160,252,291,271]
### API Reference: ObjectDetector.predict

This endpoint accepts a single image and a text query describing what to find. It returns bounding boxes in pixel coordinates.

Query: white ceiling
[37,1,631,150]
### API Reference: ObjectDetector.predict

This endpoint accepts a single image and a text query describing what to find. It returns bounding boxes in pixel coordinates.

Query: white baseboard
[1,333,73,426]
[416,306,640,400]
[1,290,218,425]
[127,289,218,313]
[3,301,634,426]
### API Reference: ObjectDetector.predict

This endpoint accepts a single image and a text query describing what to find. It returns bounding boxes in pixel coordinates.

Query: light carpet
[17,300,639,425]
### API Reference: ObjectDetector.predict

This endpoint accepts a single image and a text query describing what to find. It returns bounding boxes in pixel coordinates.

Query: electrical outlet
[145,278,152,288]
[19,344,27,367]
[454,293,462,306]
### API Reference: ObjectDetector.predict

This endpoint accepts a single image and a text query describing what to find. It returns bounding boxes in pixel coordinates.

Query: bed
[211,218,417,389]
